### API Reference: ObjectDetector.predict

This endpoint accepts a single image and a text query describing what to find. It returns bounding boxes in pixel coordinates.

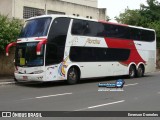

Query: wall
[12,0,106,20]
[60,0,98,7]
[0,0,12,17]
[0,50,15,76]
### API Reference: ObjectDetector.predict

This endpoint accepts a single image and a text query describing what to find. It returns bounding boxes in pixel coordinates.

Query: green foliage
[0,14,22,53]
[148,21,160,48]
[106,15,111,21]
[115,0,160,48]
[115,8,142,26]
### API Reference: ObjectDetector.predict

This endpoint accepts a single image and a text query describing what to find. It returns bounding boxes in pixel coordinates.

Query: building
[60,0,97,7]
[0,0,106,20]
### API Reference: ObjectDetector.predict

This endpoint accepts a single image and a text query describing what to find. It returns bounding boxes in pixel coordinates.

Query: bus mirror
[6,42,17,56]
[36,39,47,55]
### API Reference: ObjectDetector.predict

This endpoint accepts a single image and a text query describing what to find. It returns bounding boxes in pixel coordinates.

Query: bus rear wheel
[67,67,79,85]
[129,65,136,78]
[137,65,144,77]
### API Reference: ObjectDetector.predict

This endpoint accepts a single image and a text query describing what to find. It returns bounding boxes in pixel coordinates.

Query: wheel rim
[129,67,135,77]
[68,68,77,81]
[138,67,143,77]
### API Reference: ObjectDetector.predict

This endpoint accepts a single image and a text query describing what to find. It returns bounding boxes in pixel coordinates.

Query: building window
[47,10,65,15]
[23,6,44,19]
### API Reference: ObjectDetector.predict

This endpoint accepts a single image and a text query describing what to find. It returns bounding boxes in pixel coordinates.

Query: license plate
[23,76,28,80]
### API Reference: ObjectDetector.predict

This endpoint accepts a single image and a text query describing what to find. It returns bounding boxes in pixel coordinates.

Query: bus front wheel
[14,77,19,84]
[67,67,79,85]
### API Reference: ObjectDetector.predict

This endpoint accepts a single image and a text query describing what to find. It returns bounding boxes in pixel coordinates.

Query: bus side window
[48,18,70,46]
[46,17,70,65]
[130,28,141,41]
[71,19,84,35]
[72,19,104,37]
[141,30,155,42]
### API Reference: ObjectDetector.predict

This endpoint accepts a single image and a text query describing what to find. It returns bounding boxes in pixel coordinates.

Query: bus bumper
[14,73,45,82]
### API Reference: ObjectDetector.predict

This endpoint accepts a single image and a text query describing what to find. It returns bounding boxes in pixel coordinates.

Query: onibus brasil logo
[98,79,125,91]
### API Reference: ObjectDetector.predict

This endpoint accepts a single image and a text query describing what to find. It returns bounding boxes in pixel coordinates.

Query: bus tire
[129,65,136,78]
[137,65,144,77]
[14,77,19,84]
[67,67,79,85]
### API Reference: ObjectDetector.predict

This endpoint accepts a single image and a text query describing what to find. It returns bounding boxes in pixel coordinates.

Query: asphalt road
[0,71,160,120]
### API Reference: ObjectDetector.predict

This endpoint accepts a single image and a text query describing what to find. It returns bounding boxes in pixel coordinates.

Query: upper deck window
[19,17,51,38]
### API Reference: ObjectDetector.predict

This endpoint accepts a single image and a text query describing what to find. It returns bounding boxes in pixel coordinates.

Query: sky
[98,0,158,21]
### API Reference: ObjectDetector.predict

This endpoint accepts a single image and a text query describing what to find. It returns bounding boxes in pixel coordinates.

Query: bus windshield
[15,42,44,67]
[19,17,51,38]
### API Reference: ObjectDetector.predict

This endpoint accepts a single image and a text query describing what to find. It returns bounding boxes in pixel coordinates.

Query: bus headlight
[33,70,44,74]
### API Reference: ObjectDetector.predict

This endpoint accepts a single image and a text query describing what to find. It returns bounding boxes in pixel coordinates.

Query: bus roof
[27,14,97,22]
[27,14,155,32]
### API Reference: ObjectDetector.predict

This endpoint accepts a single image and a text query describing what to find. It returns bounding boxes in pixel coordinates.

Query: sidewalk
[0,75,15,85]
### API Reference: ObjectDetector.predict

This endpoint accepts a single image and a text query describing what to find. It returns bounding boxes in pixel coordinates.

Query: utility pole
[45,0,47,15]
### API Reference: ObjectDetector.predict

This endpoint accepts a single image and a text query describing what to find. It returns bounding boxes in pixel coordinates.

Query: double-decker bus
[6,15,156,84]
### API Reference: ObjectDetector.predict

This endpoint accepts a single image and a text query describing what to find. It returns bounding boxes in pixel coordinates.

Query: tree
[115,0,160,48]
[106,15,111,21]
[0,14,22,53]
[115,8,142,26]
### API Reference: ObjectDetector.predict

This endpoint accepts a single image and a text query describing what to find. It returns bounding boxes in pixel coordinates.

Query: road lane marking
[124,83,138,87]
[35,93,72,99]
[88,100,125,109]
[20,93,72,100]
[0,82,15,85]
[74,100,125,111]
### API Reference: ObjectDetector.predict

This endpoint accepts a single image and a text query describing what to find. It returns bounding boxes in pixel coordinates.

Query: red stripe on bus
[98,20,128,27]
[104,37,145,65]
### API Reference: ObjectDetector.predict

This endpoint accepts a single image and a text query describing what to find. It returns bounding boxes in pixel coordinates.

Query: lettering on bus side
[86,38,101,45]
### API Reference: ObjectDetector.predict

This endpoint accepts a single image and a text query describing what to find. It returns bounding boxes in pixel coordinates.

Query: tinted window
[15,42,44,67]
[19,17,51,38]
[70,47,96,62]
[48,17,70,46]
[71,19,104,37]
[95,48,130,61]
[46,17,70,65]
[130,28,155,42]
[141,30,155,42]
[71,19,155,42]
[130,28,141,40]
[104,24,130,39]
[70,47,130,62]
[45,44,65,65]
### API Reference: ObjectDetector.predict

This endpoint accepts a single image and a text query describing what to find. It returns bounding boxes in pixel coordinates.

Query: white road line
[88,100,125,109]
[0,82,15,85]
[20,98,35,101]
[35,93,72,99]
[20,93,72,100]
[75,100,125,111]
[124,83,138,87]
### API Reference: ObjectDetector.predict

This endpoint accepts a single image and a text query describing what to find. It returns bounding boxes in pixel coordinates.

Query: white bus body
[6,15,156,84]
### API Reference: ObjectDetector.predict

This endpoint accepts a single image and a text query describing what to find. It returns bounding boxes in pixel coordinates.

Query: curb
[0,78,15,86]
[0,82,15,86]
